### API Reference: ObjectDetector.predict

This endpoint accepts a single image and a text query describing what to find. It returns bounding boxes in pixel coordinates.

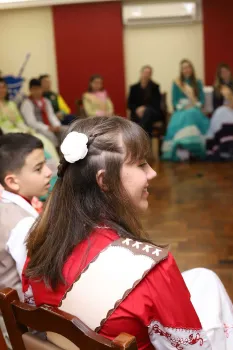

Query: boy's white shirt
[1,190,38,279]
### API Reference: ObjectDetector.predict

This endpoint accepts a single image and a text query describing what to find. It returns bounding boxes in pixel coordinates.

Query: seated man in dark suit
[128,65,162,136]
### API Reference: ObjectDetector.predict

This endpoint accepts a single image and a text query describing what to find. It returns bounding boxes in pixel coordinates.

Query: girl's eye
[139,162,147,168]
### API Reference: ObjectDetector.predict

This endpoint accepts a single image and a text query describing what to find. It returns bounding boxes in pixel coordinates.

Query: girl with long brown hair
[23,117,233,350]
[213,63,233,110]
[162,59,209,161]
[206,63,233,160]
[83,75,114,117]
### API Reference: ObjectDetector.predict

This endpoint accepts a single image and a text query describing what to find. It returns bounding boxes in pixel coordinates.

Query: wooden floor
[143,162,233,300]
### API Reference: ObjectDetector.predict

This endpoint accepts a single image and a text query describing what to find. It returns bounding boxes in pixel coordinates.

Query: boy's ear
[4,173,20,192]
[96,169,108,191]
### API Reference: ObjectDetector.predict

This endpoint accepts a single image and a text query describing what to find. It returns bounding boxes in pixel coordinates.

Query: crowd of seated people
[2,60,233,162]
[125,60,233,162]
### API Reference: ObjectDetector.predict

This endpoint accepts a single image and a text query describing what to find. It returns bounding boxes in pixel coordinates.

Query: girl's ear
[96,169,108,191]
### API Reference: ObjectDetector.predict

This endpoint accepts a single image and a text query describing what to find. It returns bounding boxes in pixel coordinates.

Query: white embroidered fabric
[149,320,211,349]
[149,268,233,350]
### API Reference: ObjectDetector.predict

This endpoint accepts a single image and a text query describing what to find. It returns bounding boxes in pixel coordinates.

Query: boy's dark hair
[29,78,41,90]
[39,74,49,82]
[0,133,43,185]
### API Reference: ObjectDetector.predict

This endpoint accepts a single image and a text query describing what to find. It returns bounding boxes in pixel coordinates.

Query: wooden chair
[151,92,170,162]
[75,99,88,119]
[0,288,138,350]
[0,328,7,350]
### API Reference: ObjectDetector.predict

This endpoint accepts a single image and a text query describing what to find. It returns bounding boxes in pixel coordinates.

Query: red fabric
[19,195,31,205]
[30,97,50,126]
[52,1,126,116]
[23,228,202,350]
[203,0,233,85]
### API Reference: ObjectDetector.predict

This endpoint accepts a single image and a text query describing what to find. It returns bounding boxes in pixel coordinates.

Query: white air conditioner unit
[122,1,202,27]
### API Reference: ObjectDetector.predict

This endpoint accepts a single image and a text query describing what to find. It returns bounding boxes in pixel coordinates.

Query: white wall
[124,23,204,110]
[0,6,58,93]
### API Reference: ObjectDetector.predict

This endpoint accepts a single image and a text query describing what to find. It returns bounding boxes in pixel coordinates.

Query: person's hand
[49,126,61,133]
[136,106,146,118]
[56,111,64,120]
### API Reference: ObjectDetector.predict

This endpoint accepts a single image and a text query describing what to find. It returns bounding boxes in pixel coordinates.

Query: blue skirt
[162,108,210,161]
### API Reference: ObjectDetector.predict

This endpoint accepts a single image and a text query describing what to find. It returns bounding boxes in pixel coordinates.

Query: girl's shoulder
[63,227,119,280]
[173,78,183,91]
[173,78,180,86]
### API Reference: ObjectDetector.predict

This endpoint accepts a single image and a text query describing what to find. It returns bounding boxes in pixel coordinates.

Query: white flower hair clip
[60,131,88,163]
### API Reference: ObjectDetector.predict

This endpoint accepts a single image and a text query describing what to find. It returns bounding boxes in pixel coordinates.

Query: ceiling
[0,0,191,10]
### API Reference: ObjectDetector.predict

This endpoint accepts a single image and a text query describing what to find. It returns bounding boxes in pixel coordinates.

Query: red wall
[52,1,126,116]
[203,0,233,85]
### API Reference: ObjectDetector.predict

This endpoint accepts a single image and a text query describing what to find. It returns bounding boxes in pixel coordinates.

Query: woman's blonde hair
[179,59,199,98]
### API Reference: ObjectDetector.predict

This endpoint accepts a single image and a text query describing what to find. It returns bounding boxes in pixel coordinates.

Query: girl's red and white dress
[22,227,233,350]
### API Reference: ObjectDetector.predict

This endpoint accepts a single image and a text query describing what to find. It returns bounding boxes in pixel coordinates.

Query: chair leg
[0,327,7,350]
[152,137,159,162]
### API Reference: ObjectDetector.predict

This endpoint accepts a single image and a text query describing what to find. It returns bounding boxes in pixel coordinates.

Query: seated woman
[213,63,233,111]
[207,85,233,160]
[83,74,114,117]
[23,117,233,350]
[162,59,209,161]
[0,78,59,163]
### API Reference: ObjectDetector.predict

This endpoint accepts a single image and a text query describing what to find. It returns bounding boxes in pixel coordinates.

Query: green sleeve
[172,82,181,109]
[10,102,25,124]
[198,80,205,106]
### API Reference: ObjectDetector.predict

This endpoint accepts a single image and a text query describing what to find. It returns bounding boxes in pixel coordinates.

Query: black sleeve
[213,88,224,111]
[150,85,161,111]
[127,86,137,114]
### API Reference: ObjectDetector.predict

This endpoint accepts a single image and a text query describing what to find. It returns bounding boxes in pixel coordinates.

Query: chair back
[203,86,214,115]
[0,288,138,350]
[75,99,88,118]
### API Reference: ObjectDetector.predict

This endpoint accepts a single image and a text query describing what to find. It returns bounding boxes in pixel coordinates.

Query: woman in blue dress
[162,59,210,161]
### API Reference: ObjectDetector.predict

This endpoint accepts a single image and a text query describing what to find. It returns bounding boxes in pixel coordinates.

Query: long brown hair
[87,74,104,92]
[26,117,151,290]
[179,59,199,98]
[214,63,233,96]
